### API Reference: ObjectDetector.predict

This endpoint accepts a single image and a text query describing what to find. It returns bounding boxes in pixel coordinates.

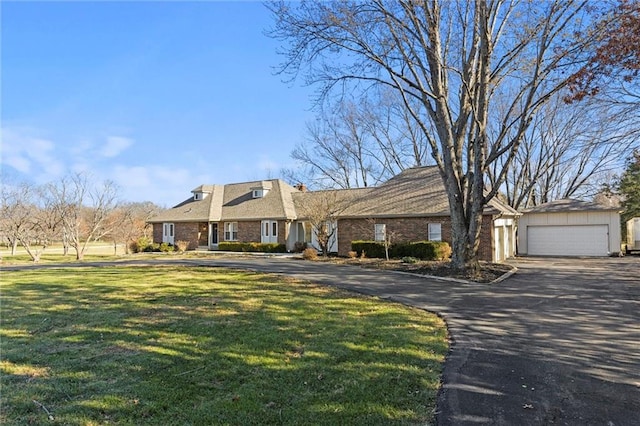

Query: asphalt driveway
[193,256,639,425]
[4,255,638,424]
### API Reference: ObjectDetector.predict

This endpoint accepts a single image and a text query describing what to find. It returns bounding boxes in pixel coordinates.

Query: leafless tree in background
[0,182,62,262]
[48,173,120,260]
[284,90,431,189]
[489,95,639,210]
[105,201,163,254]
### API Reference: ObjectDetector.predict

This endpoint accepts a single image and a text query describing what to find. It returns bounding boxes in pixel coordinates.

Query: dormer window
[251,181,272,198]
[251,188,270,198]
[193,192,208,201]
[191,185,214,201]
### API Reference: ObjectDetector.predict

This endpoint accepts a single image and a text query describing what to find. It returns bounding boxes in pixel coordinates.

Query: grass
[1,266,448,425]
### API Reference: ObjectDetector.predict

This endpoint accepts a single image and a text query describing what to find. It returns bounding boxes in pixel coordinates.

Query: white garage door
[527,225,609,256]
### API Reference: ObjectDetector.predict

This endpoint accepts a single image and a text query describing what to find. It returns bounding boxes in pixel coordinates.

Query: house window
[224,222,238,241]
[374,224,386,242]
[252,188,270,198]
[428,223,442,241]
[297,222,312,243]
[194,193,201,200]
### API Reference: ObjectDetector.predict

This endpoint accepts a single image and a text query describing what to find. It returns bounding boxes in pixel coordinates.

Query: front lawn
[1,266,448,425]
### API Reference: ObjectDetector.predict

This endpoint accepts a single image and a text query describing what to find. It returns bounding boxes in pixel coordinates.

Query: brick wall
[237,221,261,243]
[152,223,162,244]
[337,215,495,261]
[478,215,494,262]
[152,222,207,250]
[175,223,200,250]
[232,220,287,245]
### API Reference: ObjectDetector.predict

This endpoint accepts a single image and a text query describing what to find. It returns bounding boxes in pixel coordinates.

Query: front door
[211,223,218,245]
[261,220,278,243]
[163,223,174,245]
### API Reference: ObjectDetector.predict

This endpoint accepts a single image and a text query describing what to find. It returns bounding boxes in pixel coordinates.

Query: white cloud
[0,127,64,180]
[100,136,133,158]
[110,164,211,206]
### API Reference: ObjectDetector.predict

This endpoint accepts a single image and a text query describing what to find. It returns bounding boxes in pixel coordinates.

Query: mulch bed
[311,257,514,283]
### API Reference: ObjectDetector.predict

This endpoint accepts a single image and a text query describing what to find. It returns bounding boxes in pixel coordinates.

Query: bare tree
[105,201,163,254]
[364,218,401,261]
[294,190,355,256]
[284,91,431,189]
[48,174,120,260]
[489,95,639,210]
[269,0,606,272]
[0,182,62,262]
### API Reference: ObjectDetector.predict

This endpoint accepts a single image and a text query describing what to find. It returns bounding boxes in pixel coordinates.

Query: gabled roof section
[221,179,299,220]
[486,194,520,216]
[334,166,517,218]
[191,184,214,194]
[149,184,222,223]
[522,198,621,213]
[340,166,448,217]
[292,187,373,220]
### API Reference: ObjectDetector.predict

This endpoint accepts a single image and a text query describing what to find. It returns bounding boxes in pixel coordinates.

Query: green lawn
[1,266,448,425]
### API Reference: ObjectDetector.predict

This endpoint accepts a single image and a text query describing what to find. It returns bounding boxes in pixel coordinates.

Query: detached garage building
[518,199,621,257]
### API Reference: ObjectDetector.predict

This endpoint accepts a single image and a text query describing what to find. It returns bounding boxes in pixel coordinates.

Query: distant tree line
[0,173,163,262]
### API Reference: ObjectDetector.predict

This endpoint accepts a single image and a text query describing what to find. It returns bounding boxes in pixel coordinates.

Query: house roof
[337,166,518,218]
[191,184,215,194]
[149,180,299,223]
[150,166,519,223]
[150,185,221,223]
[221,179,298,220]
[292,187,373,220]
[521,198,622,214]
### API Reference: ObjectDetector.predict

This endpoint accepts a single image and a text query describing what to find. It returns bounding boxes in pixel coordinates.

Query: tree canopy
[619,150,640,222]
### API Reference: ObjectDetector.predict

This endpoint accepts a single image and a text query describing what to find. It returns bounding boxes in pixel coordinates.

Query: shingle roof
[292,187,373,220]
[332,166,518,218]
[149,186,220,223]
[221,180,298,220]
[150,166,518,223]
[522,198,621,213]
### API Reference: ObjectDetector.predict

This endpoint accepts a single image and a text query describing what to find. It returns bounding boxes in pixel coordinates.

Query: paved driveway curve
[185,256,640,425]
[4,256,639,424]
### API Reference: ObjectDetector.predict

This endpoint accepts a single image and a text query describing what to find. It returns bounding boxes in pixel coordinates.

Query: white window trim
[428,223,442,241]
[374,223,386,242]
[224,222,238,241]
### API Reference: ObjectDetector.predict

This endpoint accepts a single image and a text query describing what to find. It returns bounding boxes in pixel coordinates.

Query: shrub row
[351,240,452,261]
[217,242,287,253]
[130,237,175,253]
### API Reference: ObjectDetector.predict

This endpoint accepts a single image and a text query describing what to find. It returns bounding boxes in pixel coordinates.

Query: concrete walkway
[4,256,639,425]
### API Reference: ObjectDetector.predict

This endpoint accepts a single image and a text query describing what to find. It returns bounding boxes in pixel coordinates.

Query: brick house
[149,166,518,262]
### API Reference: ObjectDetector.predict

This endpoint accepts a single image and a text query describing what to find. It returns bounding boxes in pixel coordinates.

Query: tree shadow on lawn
[1,267,447,425]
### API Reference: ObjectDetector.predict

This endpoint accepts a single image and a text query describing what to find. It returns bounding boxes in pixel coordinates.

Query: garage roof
[521,198,621,213]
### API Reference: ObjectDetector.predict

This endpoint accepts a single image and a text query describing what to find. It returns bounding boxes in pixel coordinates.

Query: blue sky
[1,1,315,206]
